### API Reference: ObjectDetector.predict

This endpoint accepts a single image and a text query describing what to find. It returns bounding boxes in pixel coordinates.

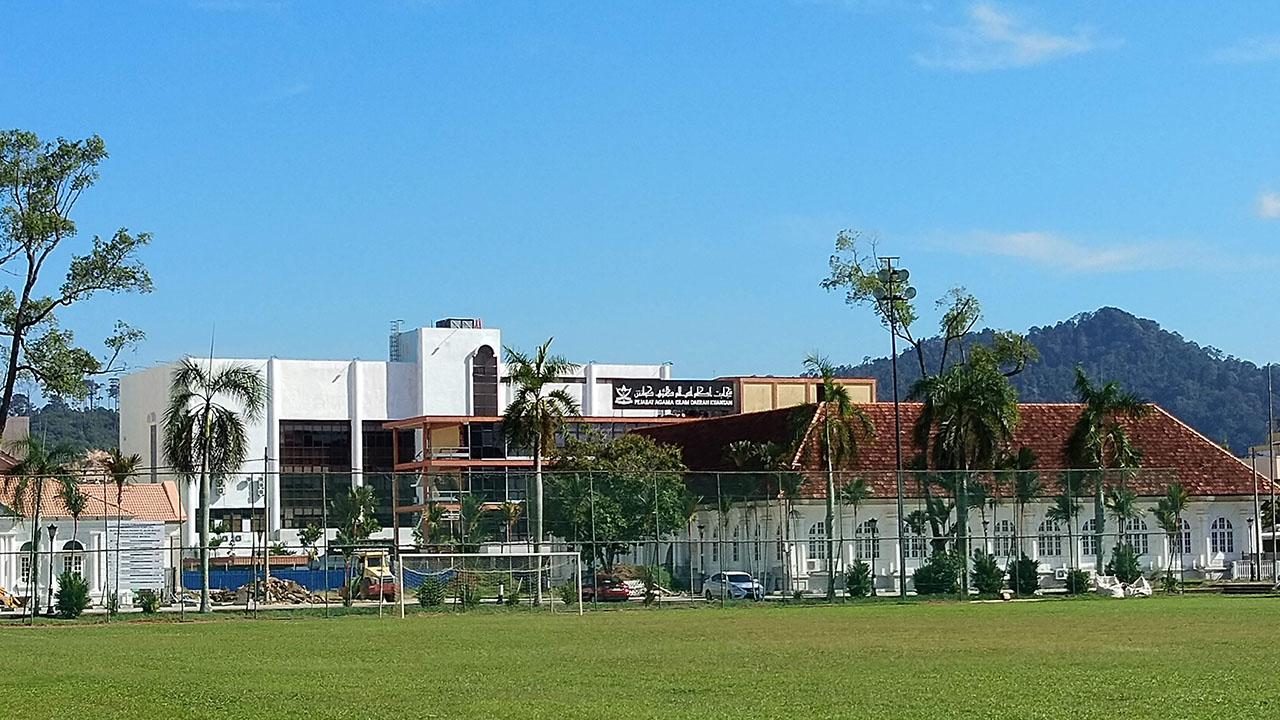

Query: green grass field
[2,596,1277,719]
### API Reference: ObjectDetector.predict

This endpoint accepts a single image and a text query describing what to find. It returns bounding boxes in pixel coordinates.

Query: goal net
[397,552,582,615]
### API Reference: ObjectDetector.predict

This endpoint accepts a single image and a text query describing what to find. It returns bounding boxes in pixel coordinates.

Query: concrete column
[583,363,596,416]
[349,360,363,489]
[267,357,282,534]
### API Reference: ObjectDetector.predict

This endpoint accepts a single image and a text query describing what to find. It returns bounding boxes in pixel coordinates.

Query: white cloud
[915,3,1095,71]
[965,231,1178,272]
[1210,36,1280,64]
[1259,191,1280,220]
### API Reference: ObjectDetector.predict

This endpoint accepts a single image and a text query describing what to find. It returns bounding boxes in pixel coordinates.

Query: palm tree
[57,476,88,541]
[910,352,1019,594]
[1066,366,1149,571]
[1152,482,1190,592]
[1104,485,1143,556]
[458,493,490,549]
[503,339,579,604]
[1046,491,1081,574]
[838,476,872,595]
[3,436,76,620]
[102,448,141,606]
[499,501,523,546]
[1007,447,1041,557]
[804,353,875,600]
[162,358,267,613]
[333,485,379,602]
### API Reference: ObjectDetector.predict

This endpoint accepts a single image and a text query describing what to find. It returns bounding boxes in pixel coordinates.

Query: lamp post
[872,258,916,599]
[46,524,57,616]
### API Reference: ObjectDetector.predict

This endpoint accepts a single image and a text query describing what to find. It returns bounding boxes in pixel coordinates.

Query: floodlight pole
[879,257,910,600]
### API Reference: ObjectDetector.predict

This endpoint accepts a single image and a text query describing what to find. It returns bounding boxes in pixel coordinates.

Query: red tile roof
[634,402,1276,499]
[0,480,186,521]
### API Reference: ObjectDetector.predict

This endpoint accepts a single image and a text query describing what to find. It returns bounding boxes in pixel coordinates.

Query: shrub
[970,550,1004,596]
[459,579,482,609]
[556,583,578,605]
[913,551,960,596]
[640,566,660,606]
[1064,569,1091,595]
[55,571,90,619]
[845,560,873,598]
[137,590,161,615]
[504,578,524,606]
[1105,543,1143,584]
[1158,569,1180,594]
[1007,555,1040,596]
[105,593,120,617]
[417,577,445,607]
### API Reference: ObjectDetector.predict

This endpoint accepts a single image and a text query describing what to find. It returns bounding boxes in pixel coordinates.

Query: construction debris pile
[228,577,325,605]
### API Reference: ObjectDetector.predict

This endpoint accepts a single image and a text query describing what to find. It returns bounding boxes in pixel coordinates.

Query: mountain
[836,307,1269,456]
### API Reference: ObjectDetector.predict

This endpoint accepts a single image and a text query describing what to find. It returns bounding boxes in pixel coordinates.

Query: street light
[872,258,916,599]
[46,524,57,616]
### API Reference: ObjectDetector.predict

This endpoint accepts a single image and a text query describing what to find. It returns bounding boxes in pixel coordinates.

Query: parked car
[703,572,764,601]
[582,575,632,602]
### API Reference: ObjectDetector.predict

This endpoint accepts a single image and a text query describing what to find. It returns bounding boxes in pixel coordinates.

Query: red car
[582,575,631,602]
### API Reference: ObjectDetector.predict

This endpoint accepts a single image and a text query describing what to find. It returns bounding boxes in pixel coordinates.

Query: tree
[1006,447,1041,557]
[102,447,140,606]
[838,476,872,593]
[1152,483,1189,593]
[1066,367,1150,570]
[499,501,523,544]
[298,523,323,561]
[910,349,1020,594]
[56,475,87,540]
[0,130,152,437]
[162,358,267,613]
[502,339,580,573]
[1104,485,1143,574]
[546,433,688,572]
[804,352,874,600]
[416,502,447,548]
[1046,489,1082,574]
[2,435,76,620]
[458,493,490,551]
[332,486,379,603]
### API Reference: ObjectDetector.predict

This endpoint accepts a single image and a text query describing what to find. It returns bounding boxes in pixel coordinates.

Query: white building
[119,318,674,550]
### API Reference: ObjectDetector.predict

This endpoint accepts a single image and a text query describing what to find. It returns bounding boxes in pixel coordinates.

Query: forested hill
[835,307,1269,455]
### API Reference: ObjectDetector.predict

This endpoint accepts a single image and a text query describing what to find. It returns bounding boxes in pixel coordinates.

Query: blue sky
[3,1,1278,382]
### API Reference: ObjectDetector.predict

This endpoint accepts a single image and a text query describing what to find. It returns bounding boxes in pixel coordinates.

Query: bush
[640,566,661,606]
[1105,543,1143,584]
[1065,569,1091,595]
[55,571,90,619]
[1158,569,1180,594]
[105,593,120,617]
[458,579,482,609]
[1007,555,1040,596]
[504,578,524,606]
[970,550,1004,596]
[556,583,578,605]
[417,577,445,607]
[136,590,161,615]
[913,551,959,596]
[845,560,874,598]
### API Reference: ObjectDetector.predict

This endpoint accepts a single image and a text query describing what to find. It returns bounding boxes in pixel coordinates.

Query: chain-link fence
[1,466,1272,619]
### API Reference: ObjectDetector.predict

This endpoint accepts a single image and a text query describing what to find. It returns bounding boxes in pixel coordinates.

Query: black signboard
[609,379,736,410]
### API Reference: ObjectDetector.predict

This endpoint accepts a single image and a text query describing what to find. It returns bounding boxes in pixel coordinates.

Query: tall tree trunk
[1093,474,1104,571]
[115,486,123,608]
[824,420,835,601]
[199,405,213,614]
[533,439,543,606]
[28,482,42,622]
[102,487,110,611]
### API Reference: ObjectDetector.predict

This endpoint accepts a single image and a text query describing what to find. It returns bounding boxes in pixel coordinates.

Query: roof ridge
[1150,404,1280,493]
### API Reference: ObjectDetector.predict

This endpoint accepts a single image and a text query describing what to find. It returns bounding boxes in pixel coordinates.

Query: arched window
[471,346,498,416]
[1171,519,1192,556]
[697,527,706,569]
[732,526,741,563]
[1081,519,1098,559]
[809,523,827,560]
[1210,517,1234,554]
[854,520,880,560]
[775,526,784,561]
[62,540,85,578]
[19,541,33,584]
[902,521,927,559]
[711,529,719,563]
[1038,519,1062,557]
[1124,518,1149,555]
[994,519,1016,557]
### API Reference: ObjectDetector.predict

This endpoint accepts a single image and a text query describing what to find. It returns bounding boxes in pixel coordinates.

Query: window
[1171,519,1192,556]
[472,346,499,417]
[1037,519,1061,558]
[994,519,1016,557]
[732,526,740,563]
[1210,517,1234,554]
[62,540,85,577]
[808,523,827,560]
[854,520,880,560]
[711,529,719,563]
[753,524,761,563]
[775,526,783,561]
[279,473,353,530]
[280,420,354,529]
[1081,519,1098,559]
[19,541,33,584]
[1124,518,1149,555]
[902,521,927,559]
[698,527,706,568]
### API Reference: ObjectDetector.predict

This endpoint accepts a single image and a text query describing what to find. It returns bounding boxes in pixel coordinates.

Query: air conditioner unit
[233,534,243,543]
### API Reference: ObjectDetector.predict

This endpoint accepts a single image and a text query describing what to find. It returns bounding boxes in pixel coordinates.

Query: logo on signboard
[610,379,736,410]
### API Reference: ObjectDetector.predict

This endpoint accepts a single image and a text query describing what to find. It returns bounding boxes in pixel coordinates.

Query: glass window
[753,524,761,563]
[62,540,85,577]
[808,523,827,561]
[1081,519,1098,559]
[902,522,927,559]
[994,519,1016,558]
[775,526,783,561]
[711,529,719,563]
[1124,518,1149,555]
[1210,517,1234,554]
[472,346,499,417]
[19,541,33,584]
[1037,519,1061,558]
[854,520,880,560]
[732,526,740,563]
[1172,519,1192,556]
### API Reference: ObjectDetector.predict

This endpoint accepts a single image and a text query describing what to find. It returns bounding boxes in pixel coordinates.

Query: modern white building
[119,318,674,550]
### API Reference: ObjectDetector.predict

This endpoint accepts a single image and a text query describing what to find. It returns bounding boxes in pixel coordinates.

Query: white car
[703,572,765,601]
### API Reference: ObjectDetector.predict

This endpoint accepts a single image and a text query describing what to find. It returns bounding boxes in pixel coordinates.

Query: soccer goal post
[397,551,582,616]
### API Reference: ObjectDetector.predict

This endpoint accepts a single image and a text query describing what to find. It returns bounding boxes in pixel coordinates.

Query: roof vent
[435,318,482,329]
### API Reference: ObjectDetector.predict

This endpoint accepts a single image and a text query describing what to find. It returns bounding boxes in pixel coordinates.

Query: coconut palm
[499,501,523,545]
[57,476,88,541]
[910,351,1019,594]
[1152,482,1190,592]
[102,448,141,605]
[1066,366,1149,571]
[162,358,267,613]
[458,493,490,549]
[838,476,872,594]
[804,353,875,600]
[1104,485,1143,552]
[1046,491,1081,572]
[3,436,76,620]
[1006,447,1041,557]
